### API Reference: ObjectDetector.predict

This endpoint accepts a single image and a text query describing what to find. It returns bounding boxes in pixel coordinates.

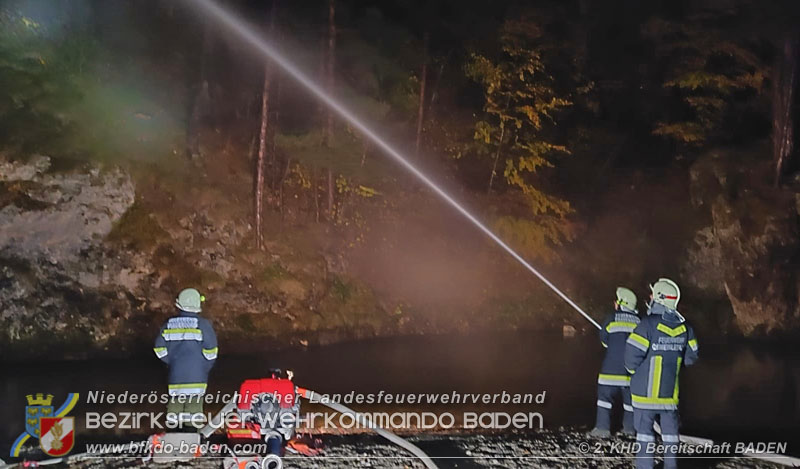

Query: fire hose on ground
[174,3,800,465]
[297,387,438,469]
[583,319,800,467]
[199,387,439,469]
[0,386,438,469]
[3,0,796,465]
[2,380,800,469]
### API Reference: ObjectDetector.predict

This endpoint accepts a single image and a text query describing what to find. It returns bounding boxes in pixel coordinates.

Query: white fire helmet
[650,278,680,310]
[175,288,205,313]
[615,287,637,311]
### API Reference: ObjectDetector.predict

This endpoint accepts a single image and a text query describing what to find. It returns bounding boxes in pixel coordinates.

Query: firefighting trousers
[595,384,633,432]
[634,409,680,469]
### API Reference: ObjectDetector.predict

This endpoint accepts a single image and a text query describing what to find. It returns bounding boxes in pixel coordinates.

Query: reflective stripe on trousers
[597,373,632,386]
[168,383,208,395]
[634,409,680,469]
[595,384,633,433]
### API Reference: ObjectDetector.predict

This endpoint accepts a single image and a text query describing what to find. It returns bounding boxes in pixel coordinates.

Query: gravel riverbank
[10,430,788,469]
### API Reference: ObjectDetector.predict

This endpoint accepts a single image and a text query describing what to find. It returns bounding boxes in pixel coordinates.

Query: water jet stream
[185,0,601,331]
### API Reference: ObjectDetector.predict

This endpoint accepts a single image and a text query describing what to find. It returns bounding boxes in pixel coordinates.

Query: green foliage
[338,9,421,118]
[465,19,572,199]
[0,9,182,161]
[644,7,768,146]
[346,91,392,125]
[276,84,388,227]
[461,17,575,259]
[493,214,574,262]
[385,74,419,115]
[330,275,353,302]
[314,274,386,331]
[261,262,289,281]
[107,201,169,251]
[335,174,380,198]
[276,130,363,174]
[0,12,84,155]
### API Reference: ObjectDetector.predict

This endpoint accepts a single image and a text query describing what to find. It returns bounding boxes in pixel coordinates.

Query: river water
[1,332,798,457]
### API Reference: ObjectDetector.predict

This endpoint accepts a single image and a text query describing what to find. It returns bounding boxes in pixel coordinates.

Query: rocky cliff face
[3,146,796,358]
[0,154,396,359]
[0,155,144,357]
[687,151,800,336]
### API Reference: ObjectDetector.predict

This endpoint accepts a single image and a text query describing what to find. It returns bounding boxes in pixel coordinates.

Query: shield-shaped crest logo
[25,394,54,438]
[11,393,79,458]
[39,417,75,457]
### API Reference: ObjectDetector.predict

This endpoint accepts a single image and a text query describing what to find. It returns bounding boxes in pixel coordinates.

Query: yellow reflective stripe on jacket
[632,394,679,405]
[656,323,687,337]
[606,321,638,333]
[628,333,650,348]
[688,339,698,351]
[635,356,681,405]
[163,328,202,335]
[162,328,203,342]
[650,356,662,397]
[153,347,168,358]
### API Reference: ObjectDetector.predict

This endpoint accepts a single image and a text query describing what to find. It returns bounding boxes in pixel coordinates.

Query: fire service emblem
[39,417,75,457]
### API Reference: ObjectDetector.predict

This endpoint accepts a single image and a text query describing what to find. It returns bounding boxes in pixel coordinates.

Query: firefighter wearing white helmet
[625,278,699,469]
[589,287,640,437]
[154,288,218,428]
[648,278,681,313]
[176,287,205,312]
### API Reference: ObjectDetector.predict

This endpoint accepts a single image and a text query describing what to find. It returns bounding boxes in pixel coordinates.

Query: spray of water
[187,0,601,330]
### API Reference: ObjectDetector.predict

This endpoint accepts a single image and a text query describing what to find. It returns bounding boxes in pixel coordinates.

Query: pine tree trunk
[326,0,336,144]
[327,168,335,218]
[415,32,429,156]
[428,52,450,122]
[488,122,505,194]
[325,0,336,217]
[254,0,278,248]
[279,157,291,216]
[313,166,320,223]
[488,98,512,194]
[269,0,281,189]
[255,65,271,249]
[270,71,281,187]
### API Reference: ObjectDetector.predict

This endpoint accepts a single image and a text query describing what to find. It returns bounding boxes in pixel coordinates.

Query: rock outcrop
[0,154,390,359]
[687,151,800,336]
[0,155,143,357]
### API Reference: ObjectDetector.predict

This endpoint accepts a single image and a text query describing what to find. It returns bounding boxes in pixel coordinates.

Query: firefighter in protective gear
[589,287,640,437]
[625,278,699,469]
[154,288,218,427]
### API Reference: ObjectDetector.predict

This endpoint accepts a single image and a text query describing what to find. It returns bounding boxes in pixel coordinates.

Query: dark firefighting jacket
[598,308,640,386]
[153,310,218,395]
[624,304,699,410]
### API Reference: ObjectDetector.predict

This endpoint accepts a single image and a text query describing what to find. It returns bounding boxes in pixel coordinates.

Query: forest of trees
[2,0,799,258]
